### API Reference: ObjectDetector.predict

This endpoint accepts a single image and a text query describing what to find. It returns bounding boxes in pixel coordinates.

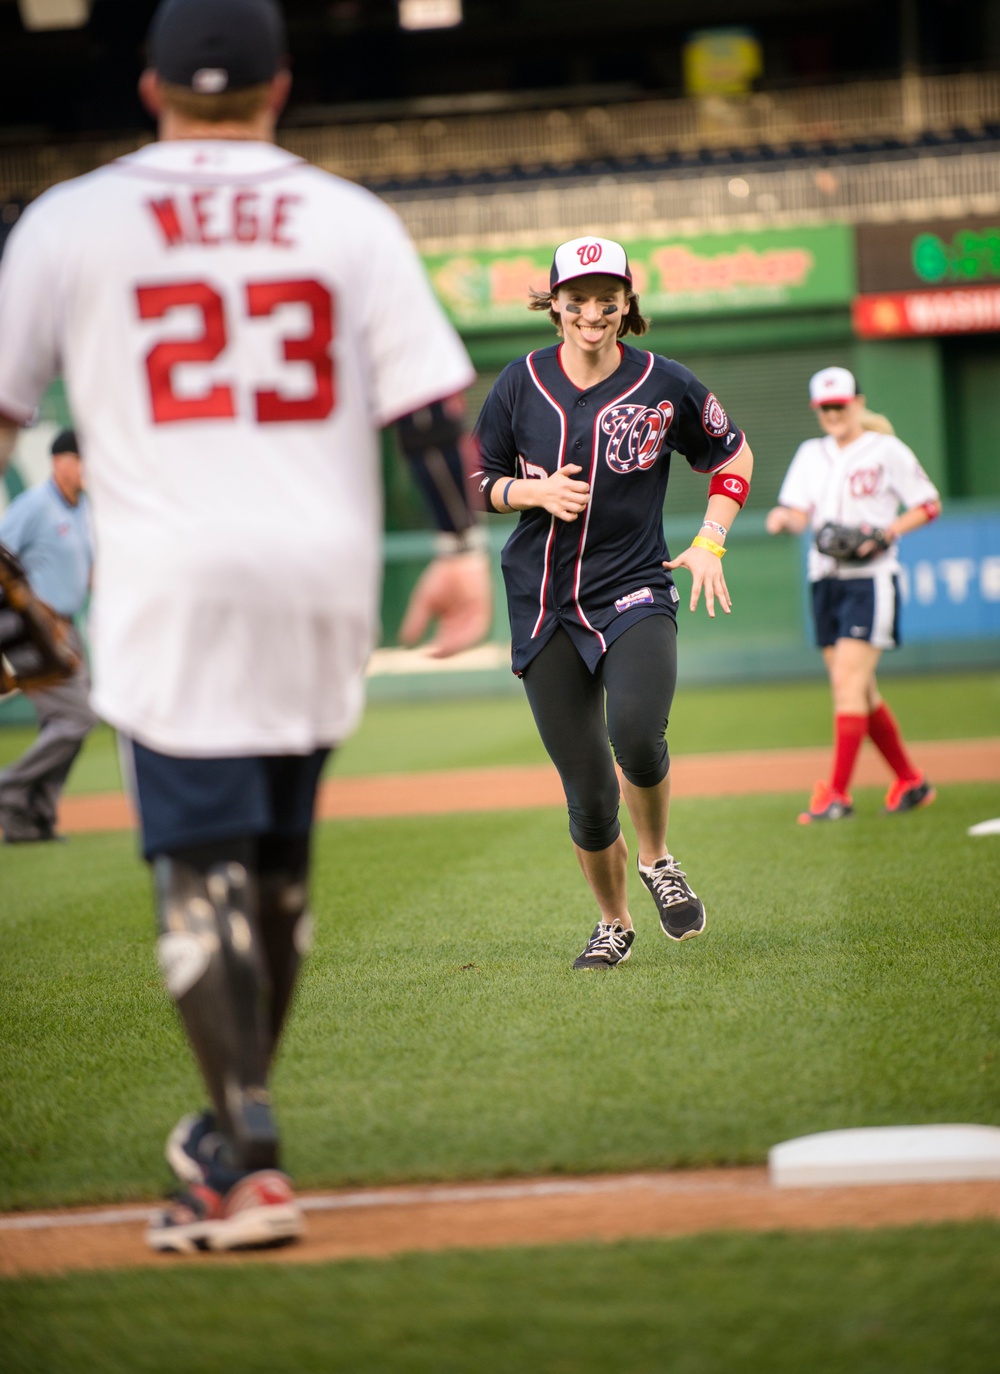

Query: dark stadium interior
[0,0,998,137]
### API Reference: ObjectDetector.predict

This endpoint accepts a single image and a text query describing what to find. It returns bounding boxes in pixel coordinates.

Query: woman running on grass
[470,236,754,969]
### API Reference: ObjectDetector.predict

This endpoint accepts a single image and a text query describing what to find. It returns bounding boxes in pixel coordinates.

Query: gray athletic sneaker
[638,856,706,940]
[572,921,635,969]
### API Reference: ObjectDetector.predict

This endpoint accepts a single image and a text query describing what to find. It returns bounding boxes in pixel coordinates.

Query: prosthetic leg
[257,833,313,1067]
[154,844,277,1174]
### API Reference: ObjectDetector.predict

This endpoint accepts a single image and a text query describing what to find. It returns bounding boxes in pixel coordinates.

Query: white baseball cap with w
[550,236,632,291]
[809,366,857,407]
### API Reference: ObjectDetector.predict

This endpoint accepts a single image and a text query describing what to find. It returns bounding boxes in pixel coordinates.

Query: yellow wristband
[692,535,726,558]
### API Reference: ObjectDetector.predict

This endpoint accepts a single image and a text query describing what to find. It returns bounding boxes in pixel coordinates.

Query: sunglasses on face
[818,402,848,412]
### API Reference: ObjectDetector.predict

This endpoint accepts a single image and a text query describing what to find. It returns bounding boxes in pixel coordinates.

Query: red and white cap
[809,366,857,407]
[550,236,632,291]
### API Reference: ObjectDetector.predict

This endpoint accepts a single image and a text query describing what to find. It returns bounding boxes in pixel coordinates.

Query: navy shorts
[811,573,901,650]
[122,739,330,859]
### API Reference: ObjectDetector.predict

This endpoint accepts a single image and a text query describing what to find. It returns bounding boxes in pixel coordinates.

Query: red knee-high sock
[831,713,867,796]
[868,702,919,781]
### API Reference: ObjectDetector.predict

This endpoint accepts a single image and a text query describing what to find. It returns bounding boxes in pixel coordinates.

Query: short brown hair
[528,286,649,338]
[158,79,272,124]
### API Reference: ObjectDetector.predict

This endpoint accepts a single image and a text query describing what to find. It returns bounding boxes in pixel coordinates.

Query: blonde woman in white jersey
[766,367,941,823]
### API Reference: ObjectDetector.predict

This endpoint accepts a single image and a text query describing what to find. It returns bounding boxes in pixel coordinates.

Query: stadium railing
[2,71,1000,204]
[386,150,1000,249]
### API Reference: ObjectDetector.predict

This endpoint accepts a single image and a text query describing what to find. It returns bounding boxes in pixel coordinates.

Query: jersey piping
[704,431,747,473]
[524,349,565,640]
[571,350,657,654]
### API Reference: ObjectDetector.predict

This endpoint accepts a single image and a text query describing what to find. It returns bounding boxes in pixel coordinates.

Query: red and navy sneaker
[147,1170,303,1253]
[798,782,854,825]
[883,774,936,815]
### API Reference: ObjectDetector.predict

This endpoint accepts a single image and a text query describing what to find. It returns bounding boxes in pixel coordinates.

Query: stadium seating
[1,72,999,246]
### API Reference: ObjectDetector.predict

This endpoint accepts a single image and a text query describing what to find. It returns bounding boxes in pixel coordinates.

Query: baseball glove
[0,542,81,695]
[815,522,892,562]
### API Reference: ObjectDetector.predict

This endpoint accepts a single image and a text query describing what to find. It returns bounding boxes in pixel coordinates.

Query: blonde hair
[859,408,896,436]
[158,80,272,124]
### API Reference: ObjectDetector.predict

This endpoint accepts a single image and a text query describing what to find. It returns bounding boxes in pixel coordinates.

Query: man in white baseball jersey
[0,0,491,1253]
[767,366,941,823]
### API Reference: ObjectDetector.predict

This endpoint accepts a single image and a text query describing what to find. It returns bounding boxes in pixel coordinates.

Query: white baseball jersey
[778,431,940,582]
[0,141,474,756]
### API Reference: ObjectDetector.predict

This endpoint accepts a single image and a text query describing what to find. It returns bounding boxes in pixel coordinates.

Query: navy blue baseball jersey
[472,341,745,674]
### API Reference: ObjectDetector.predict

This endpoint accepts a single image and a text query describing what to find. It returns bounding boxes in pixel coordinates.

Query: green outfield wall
[371,500,1000,702]
[3,223,999,719]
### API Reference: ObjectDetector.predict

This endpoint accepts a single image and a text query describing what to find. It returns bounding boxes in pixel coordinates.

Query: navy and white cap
[809,366,857,407]
[550,236,633,292]
[148,0,287,93]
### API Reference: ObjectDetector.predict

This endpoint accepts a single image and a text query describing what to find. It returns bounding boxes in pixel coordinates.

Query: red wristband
[709,471,749,507]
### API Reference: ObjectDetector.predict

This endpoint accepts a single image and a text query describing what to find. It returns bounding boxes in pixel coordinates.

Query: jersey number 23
[135,278,334,424]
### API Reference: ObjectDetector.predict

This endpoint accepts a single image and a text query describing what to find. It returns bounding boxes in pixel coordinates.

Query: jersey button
[577,399,587,407]
[574,440,583,449]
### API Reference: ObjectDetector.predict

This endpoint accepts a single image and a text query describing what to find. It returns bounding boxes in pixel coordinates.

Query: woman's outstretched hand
[663,544,732,618]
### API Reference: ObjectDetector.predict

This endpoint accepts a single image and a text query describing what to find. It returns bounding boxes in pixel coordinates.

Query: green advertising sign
[911,227,1000,285]
[424,224,855,332]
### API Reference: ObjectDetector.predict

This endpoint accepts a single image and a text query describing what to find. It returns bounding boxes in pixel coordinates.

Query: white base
[967,818,1000,836]
[769,1124,1000,1188]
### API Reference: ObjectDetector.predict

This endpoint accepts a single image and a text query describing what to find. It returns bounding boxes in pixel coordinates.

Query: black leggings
[521,615,678,852]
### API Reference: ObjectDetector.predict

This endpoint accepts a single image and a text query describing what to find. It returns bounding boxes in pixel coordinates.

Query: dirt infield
[3,1171,1000,1278]
[56,736,1000,833]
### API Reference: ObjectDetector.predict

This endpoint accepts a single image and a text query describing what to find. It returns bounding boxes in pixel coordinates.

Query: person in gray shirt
[0,428,97,842]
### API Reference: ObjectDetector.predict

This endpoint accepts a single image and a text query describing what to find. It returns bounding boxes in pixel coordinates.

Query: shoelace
[644,860,692,907]
[587,923,629,958]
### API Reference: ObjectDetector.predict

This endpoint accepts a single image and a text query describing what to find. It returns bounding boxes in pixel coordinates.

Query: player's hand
[766,506,809,536]
[399,550,493,658]
[536,464,590,522]
[663,545,732,618]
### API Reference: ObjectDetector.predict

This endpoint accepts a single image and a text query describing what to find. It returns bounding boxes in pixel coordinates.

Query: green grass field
[1,668,998,793]
[2,669,998,1371]
[2,781,999,1209]
[3,1225,1000,1374]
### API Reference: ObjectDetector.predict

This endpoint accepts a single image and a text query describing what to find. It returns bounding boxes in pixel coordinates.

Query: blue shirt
[0,478,93,617]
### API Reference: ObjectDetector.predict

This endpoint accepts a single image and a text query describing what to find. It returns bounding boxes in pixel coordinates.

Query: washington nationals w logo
[849,465,883,498]
[577,242,602,266]
[602,401,675,474]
